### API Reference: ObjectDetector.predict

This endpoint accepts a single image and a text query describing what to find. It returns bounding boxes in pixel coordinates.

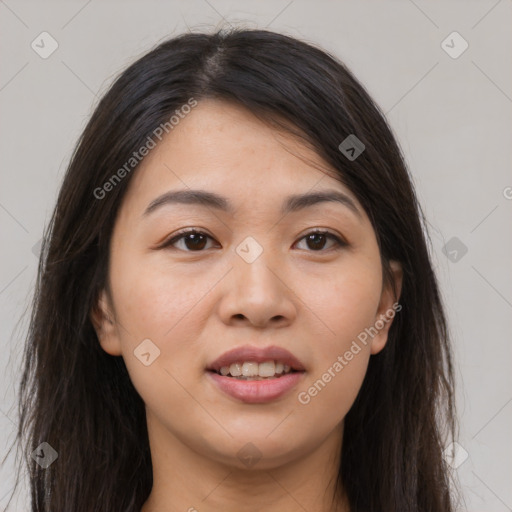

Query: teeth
[258,361,275,377]
[218,360,294,379]
[242,361,259,377]
[229,363,242,377]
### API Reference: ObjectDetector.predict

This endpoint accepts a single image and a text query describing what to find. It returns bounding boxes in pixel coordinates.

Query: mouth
[207,360,303,380]
[205,345,306,403]
[206,344,306,378]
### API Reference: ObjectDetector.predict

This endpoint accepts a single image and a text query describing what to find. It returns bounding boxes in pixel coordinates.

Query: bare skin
[92,99,402,512]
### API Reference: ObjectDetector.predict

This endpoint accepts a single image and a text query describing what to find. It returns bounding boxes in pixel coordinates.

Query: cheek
[110,259,210,414]
[293,257,380,421]
[110,255,209,340]
[108,255,212,386]
[295,347,370,440]
[300,255,382,349]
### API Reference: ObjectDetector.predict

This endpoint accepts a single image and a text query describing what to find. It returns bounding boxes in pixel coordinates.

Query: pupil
[307,233,326,250]
[186,233,207,250]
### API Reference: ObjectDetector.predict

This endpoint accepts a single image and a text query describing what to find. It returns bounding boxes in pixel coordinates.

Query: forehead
[120,99,362,216]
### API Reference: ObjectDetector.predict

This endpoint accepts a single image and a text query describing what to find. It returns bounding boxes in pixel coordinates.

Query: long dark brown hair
[4,27,459,511]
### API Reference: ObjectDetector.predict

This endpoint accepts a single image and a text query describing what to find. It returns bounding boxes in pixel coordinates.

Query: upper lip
[207,345,306,373]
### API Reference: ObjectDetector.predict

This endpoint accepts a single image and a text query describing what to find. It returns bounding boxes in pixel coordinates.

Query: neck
[141,412,349,512]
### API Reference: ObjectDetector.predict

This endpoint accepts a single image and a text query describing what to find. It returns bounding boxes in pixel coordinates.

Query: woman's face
[93,99,402,470]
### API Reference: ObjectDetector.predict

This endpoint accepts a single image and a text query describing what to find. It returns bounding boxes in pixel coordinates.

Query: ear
[370,260,403,355]
[90,289,122,356]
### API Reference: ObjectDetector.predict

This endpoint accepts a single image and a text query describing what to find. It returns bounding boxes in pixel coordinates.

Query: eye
[160,229,218,251]
[294,229,347,252]
[160,228,347,252]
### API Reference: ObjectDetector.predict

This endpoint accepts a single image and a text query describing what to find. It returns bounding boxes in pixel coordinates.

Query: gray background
[1,1,511,510]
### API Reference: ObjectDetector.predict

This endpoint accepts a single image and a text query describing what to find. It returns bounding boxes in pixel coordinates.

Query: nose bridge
[234,234,283,299]
[218,234,296,327]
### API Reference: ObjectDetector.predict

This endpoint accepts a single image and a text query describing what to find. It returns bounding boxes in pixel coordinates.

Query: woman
[9,28,458,511]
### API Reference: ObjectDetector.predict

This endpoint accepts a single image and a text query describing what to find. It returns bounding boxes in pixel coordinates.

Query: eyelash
[159,228,347,253]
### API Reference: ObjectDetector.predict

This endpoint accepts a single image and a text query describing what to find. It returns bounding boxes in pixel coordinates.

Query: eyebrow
[143,188,362,219]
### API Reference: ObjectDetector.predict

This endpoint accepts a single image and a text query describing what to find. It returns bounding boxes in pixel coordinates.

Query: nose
[217,249,297,329]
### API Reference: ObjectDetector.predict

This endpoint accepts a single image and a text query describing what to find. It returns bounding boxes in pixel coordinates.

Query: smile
[215,360,294,379]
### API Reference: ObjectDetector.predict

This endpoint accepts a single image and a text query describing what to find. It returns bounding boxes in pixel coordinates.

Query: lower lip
[207,371,305,404]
